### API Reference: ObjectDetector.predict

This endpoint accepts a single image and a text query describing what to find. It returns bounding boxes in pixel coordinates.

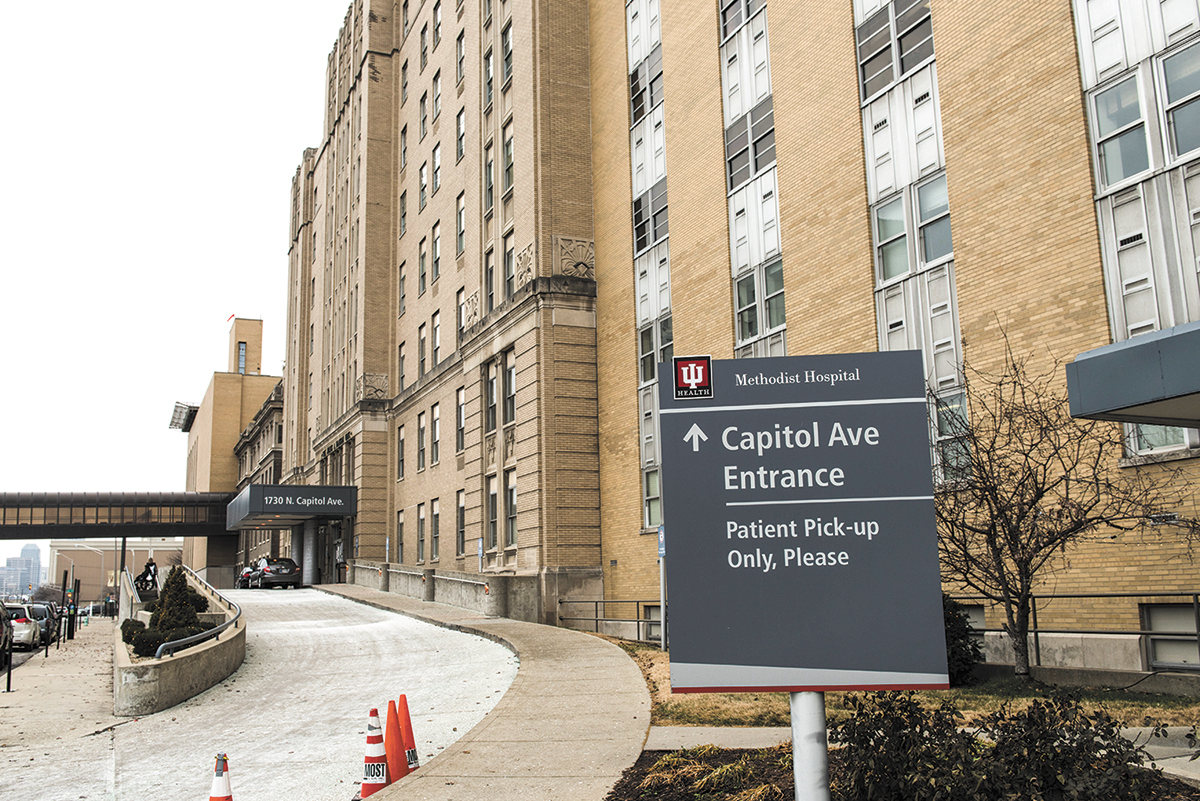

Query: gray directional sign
[659,351,948,692]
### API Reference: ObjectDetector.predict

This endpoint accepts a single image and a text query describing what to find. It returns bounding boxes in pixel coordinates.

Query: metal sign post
[658,525,667,651]
[657,352,948,801]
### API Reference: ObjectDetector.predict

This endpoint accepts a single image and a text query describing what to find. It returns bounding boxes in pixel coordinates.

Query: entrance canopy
[1066,321,1200,427]
[226,485,357,530]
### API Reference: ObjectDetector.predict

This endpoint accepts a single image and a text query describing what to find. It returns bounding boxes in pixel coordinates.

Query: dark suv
[250,557,302,589]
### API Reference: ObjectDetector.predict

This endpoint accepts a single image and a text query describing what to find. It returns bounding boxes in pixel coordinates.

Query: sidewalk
[315,584,651,801]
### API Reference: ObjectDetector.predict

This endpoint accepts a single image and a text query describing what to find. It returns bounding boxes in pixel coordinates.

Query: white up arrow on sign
[683,423,708,452]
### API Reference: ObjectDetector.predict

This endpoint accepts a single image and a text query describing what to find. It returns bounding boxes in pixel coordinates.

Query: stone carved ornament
[556,237,595,279]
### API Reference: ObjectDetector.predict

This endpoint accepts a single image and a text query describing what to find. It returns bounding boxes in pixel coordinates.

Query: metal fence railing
[154,566,242,659]
[558,599,662,644]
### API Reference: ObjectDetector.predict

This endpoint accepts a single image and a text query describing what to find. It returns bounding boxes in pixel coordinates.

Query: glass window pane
[880,236,909,279]
[764,261,784,296]
[1095,77,1141,137]
[1101,125,1149,184]
[738,307,758,340]
[917,176,948,221]
[1172,98,1200,156]
[1165,43,1200,105]
[1136,424,1186,451]
[876,198,905,240]
[766,293,786,329]
[646,497,661,526]
[736,274,756,308]
[921,216,952,262]
[645,469,659,496]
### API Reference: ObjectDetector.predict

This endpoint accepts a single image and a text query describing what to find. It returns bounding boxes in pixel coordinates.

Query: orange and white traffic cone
[397,694,420,773]
[360,708,390,798]
[208,753,233,801]
[385,699,409,783]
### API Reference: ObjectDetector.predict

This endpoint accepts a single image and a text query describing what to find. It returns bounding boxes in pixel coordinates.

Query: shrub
[120,618,146,644]
[943,593,982,686]
[149,567,200,631]
[184,586,209,614]
[831,691,1162,801]
[129,623,217,658]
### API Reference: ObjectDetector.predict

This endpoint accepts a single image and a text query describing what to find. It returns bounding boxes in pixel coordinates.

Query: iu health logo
[673,355,714,400]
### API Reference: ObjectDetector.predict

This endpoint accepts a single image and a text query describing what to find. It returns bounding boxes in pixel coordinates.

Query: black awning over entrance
[0,491,234,540]
[226,485,358,530]
[1066,321,1200,427]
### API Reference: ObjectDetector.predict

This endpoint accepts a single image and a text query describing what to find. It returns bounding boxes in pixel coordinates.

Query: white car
[5,604,40,651]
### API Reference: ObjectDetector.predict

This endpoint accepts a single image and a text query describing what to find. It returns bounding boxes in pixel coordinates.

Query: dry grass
[602,636,1200,727]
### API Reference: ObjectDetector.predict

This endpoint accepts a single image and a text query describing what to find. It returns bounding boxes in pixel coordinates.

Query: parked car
[250,557,302,589]
[28,603,55,645]
[0,604,12,665]
[235,566,254,589]
[6,604,40,651]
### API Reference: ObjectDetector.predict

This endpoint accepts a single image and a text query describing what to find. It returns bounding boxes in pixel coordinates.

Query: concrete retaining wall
[113,573,246,716]
[347,561,600,625]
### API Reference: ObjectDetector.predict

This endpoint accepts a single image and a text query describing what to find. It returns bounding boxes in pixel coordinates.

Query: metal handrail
[124,567,141,605]
[558,598,662,642]
[154,566,242,659]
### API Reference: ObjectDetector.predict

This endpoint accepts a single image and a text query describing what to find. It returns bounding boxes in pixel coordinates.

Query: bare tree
[934,348,1199,678]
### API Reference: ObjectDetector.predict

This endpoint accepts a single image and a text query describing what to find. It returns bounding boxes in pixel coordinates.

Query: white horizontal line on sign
[726,495,933,507]
[660,397,926,414]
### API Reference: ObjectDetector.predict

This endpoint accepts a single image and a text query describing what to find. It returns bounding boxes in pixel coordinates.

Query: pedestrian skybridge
[0,492,234,541]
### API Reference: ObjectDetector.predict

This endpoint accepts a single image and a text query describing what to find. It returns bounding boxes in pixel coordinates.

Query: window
[1129,424,1196,456]
[432,144,441,193]
[1164,42,1200,158]
[725,97,775,192]
[501,22,513,84]
[402,60,409,104]
[400,192,408,236]
[504,468,517,545]
[633,178,669,254]
[401,126,408,169]
[916,173,952,263]
[456,386,466,451]
[485,249,496,312]
[421,24,429,70]
[431,403,441,464]
[875,196,909,280]
[484,143,495,210]
[419,237,428,294]
[399,342,407,390]
[486,475,498,549]
[457,31,466,83]
[456,489,466,555]
[432,221,442,279]
[638,315,673,384]
[433,71,442,119]
[396,510,404,563]
[486,361,498,431]
[856,0,933,102]
[456,193,466,253]
[644,468,661,527]
[397,425,405,478]
[419,163,428,208]
[418,322,427,376]
[502,123,514,192]
[1144,604,1200,668]
[933,391,970,483]
[420,93,428,139]
[629,44,664,126]
[1094,76,1149,186]
[456,109,466,160]
[719,0,765,40]
[399,263,407,314]
[403,0,410,33]
[237,341,246,374]
[485,49,494,107]
[431,498,440,560]
[417,503,426,561]
[456,288,466,333]
[417,411,427,470]
[433,1,442,47]
[503,233,515,297]
[735,259,785,345]
[432,310,441,364]
[503,350,516,424]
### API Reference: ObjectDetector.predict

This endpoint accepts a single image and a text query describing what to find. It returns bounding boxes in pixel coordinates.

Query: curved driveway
[115,589,518,799]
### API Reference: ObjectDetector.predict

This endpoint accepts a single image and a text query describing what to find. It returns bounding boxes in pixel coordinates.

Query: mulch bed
[604,747,1200,801]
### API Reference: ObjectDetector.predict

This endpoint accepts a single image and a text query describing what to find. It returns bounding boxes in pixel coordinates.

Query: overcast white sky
[0,1,353,564]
